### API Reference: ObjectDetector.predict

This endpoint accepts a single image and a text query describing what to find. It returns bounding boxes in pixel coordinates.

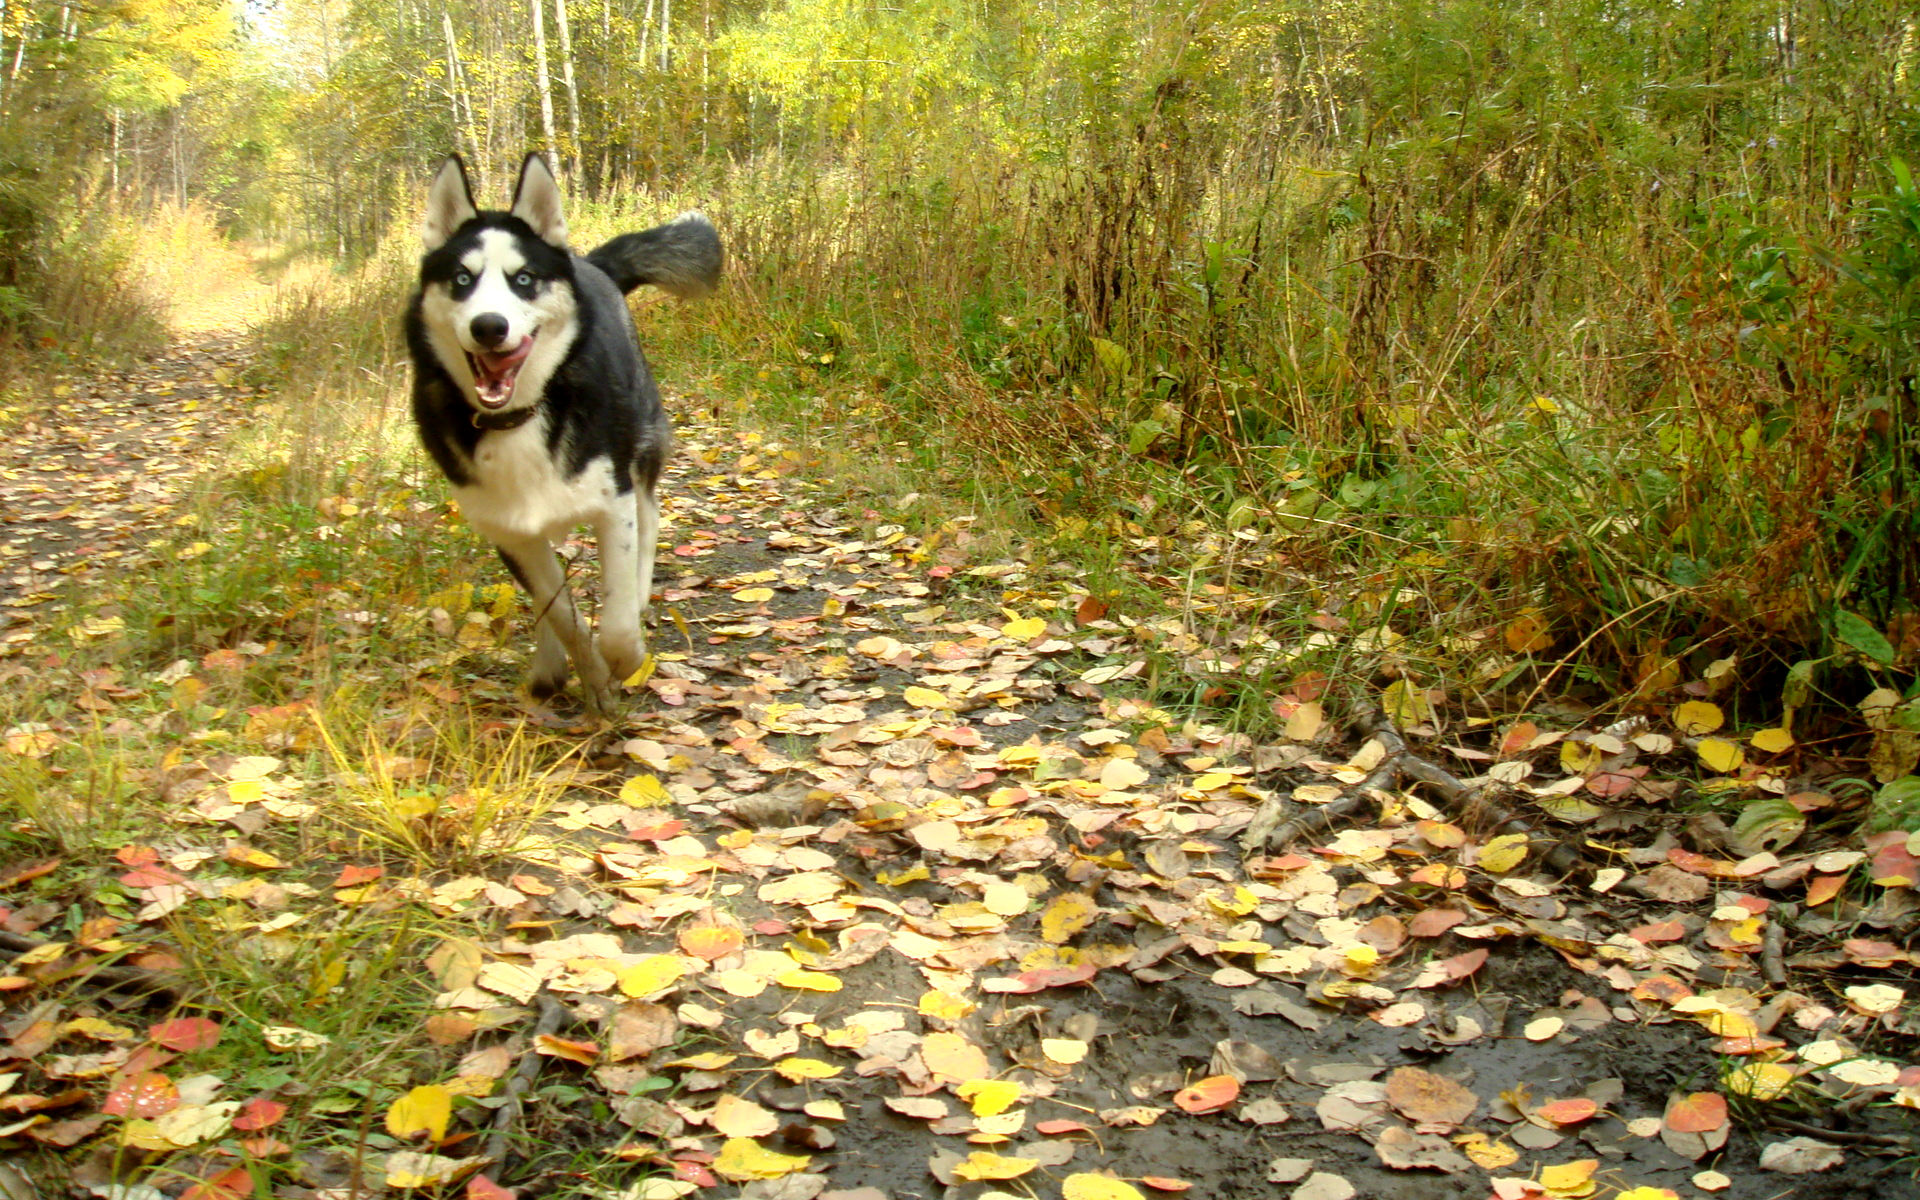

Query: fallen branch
[483,993,571,1171]
[0,930,183,1001]
[1242,707,1583,874]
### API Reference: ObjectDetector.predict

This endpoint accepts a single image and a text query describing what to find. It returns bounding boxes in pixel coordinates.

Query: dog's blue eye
[455,271,472,287]
[515,272,533,287]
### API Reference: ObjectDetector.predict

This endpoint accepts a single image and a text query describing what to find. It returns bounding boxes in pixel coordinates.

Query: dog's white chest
[453,422,620,542]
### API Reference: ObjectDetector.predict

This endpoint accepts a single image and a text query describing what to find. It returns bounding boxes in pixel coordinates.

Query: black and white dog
[408,153,721,711]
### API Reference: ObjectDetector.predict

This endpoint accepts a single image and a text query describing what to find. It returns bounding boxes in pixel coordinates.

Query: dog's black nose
[470,313,510,348]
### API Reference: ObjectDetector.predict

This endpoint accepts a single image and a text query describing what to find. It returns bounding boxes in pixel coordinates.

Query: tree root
[483,992,571,1172]
[1241,706,1583,875]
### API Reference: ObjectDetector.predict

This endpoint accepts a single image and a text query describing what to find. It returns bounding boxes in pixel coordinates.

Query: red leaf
[1805,874,1846,907]
[1843,938,1906,967]
[114,845,158,868]
[231,1097,287,1131]
[118,865,186,889]
[1667,848,1739,878]
[1629,920,1687,944]
[1664,1091,1728,1134]
[534,1035,600,1065]
[333,864,384,887]
[1407,908,1467,938]
[979,963,1097,994]
[180,1167,251,1200]
[1141,1179,1194,1192]
[0,858,60,889]
[623,817,688,842]
[1172,1075,1240,1115]
[1534,1097,1600,1126]
[101,1072,179,1118]
[467,1175,516,1200]
[1034,1119,1092,1135]
[149,1017,222,1052]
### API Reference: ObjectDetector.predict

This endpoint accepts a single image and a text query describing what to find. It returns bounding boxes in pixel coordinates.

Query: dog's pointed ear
[509,153,569,249]
[422,156,478,251]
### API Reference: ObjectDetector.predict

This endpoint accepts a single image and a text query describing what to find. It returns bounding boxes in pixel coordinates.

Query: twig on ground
[1762,1115,1914,1149]
[1761,920,1788,987]
[483,993,571,1171]
[0,930,183,1001]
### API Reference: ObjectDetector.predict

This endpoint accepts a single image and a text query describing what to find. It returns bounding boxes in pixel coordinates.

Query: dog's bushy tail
[588,212,723,299]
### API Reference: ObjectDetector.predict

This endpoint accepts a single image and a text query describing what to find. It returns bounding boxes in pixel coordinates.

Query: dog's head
[418,154,577,412]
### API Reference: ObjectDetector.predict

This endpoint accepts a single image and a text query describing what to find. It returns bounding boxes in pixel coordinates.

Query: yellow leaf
[712,1137,812,1181]
[773,1057,842,1082]
[1457,1132,1519,1169]
[617,955,691,998]
[622,653,657,689]
[618,774,673,807]
[1063,1175,1147,1200]
[709,1094,779,1138]
[384,1152,484,1189]
[386,1084,452,1142]
[1724,1060,1795,1100]
[902,685,952,710]
[1477,833,1530,874]
[918,990,976,1022]
[956,1078,1024,1116]
[1559,740,1603,775]
[1674,701,1725,736]
[981,881,1030,916]
[1042,1037,1089,1065]
[1039,893,1097,943]
[774,968,842,992]
[1749,727,1794,753]
[921,1031,992,1083]
[1098,758,1150,790]
[1696,737,1745,774]
[1538,1158,1598,1193]
[1383,678,1433,726]
[950,1151,1039,1181]
[225,778,265,805]
[1000,616,1046,641]
[1504,609,1553,654]
[1205,885,1259,917]
[735,587,775,603]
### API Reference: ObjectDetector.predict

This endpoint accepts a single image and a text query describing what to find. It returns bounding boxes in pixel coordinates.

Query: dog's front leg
[494,537,614,713]
[594,501,645,685]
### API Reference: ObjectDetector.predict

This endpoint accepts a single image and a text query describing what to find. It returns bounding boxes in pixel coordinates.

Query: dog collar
[471,404,540,432]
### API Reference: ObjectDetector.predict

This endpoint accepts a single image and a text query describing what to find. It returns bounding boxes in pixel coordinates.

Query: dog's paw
[601,632,646,687]
[575,654,617,717]
[528,666,570,701]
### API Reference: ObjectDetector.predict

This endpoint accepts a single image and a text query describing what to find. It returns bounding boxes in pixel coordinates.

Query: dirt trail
[2,317,1917,1200]
[0,337,260,658]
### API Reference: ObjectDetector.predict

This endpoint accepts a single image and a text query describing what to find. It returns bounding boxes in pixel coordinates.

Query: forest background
[1,0,1917,820]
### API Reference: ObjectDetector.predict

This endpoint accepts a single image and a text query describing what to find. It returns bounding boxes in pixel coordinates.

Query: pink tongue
[471,339,533,405]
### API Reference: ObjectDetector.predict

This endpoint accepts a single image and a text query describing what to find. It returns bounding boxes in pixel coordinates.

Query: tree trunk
[552,0,583,189]
[659,0,670,71]
[530,0,558,168]
[441,11,482,172]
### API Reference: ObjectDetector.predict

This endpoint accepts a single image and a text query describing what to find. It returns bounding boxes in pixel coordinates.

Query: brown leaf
[1383,1067,1476,1128]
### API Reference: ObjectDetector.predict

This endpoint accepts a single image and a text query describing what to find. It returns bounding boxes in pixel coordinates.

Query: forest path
[1,315,1914,1200]
[0,335,260,659]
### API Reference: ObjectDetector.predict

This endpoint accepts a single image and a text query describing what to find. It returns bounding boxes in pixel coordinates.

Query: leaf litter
[0,340,1916,1199]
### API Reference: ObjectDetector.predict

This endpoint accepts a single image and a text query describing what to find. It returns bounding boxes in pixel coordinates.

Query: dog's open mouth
[467,335,535,408]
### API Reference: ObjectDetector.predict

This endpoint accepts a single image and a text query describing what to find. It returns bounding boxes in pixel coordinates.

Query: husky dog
[408,153,721,711]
